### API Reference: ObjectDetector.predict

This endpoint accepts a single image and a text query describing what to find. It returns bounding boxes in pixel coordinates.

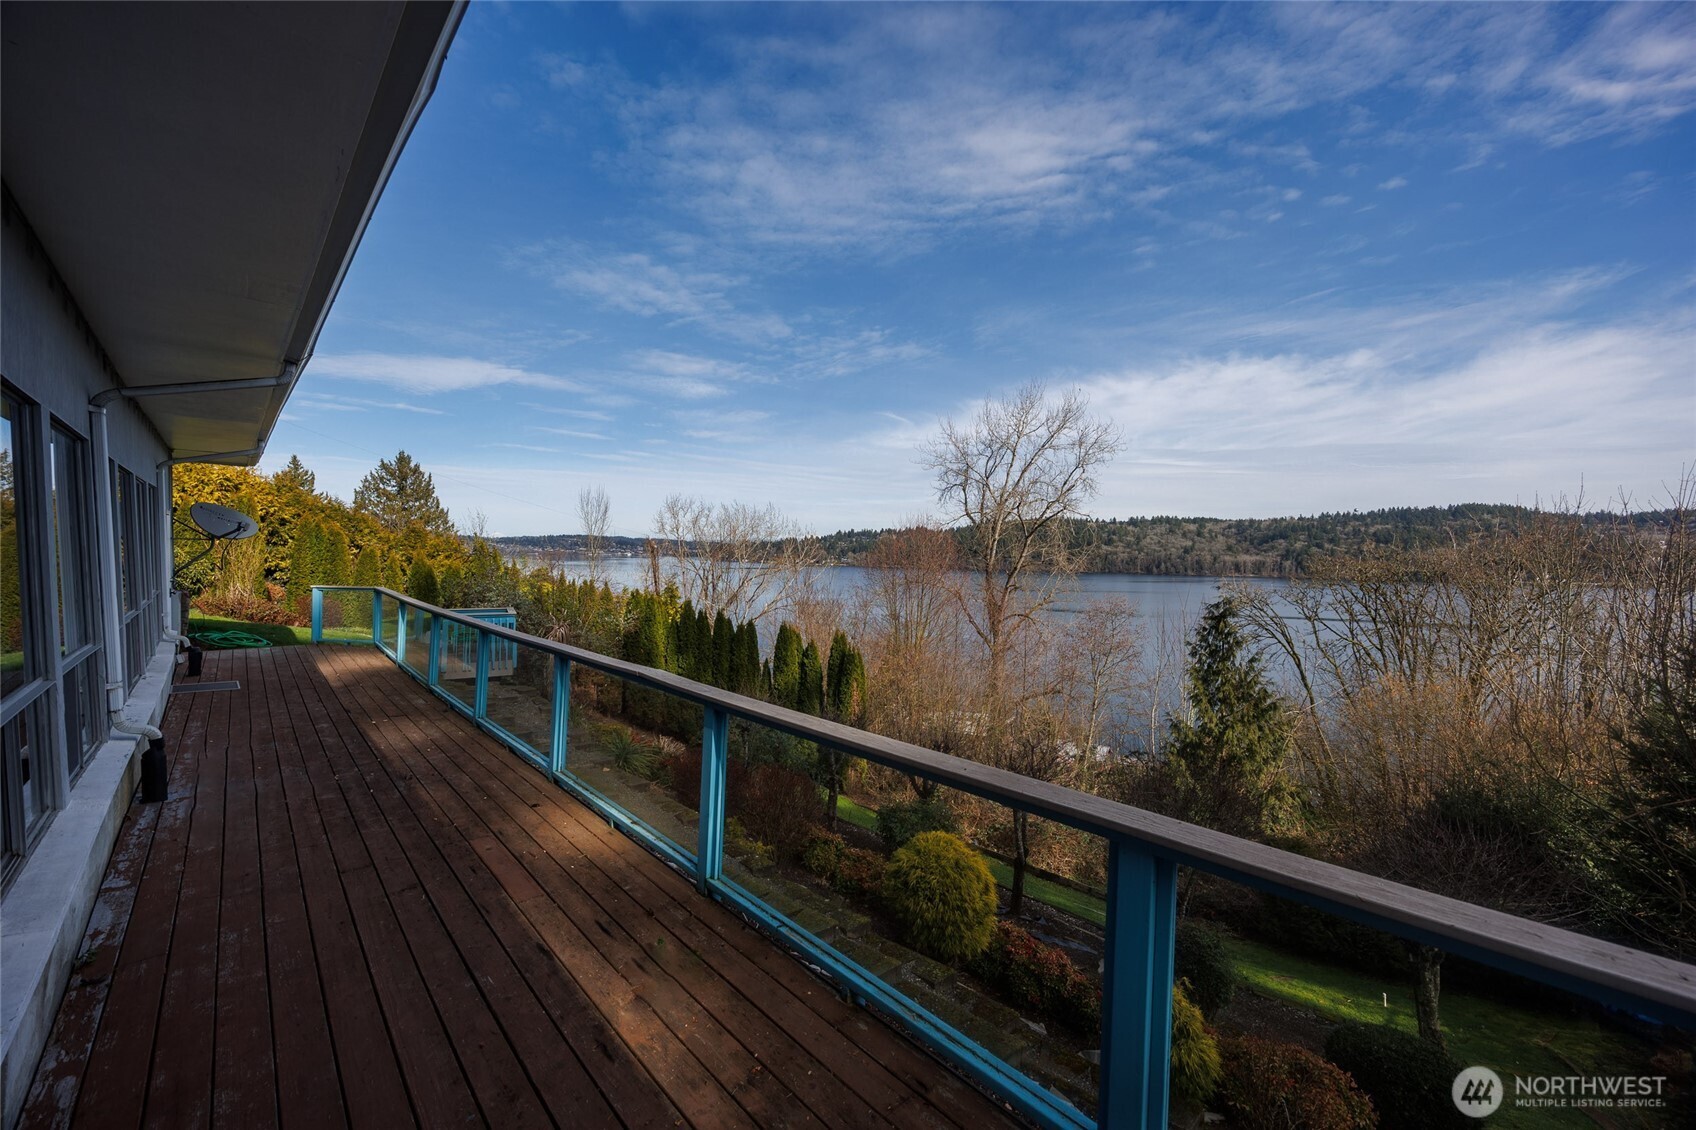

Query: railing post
[1098,839,1178,1129]
[371,589,382,650]
[428,615,442,686]
[395,601,408,666]
[550,657,571,778]
[475,630,490,720]
[697,705,729,895]
[310,587,324,643]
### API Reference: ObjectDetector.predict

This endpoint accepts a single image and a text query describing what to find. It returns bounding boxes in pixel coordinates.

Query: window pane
[2,395,33,699]
[62,651,102,779]
[3,698,45,834]
[111,465,129,613]
[50,428,95,653]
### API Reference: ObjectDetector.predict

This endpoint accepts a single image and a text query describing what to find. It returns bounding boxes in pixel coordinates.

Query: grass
[186,615,370,648]
[837,794,1656,1125]
[1224,935,1658,1127]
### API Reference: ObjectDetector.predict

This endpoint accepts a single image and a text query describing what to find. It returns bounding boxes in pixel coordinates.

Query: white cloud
[308,352,583,393]
[1320,194,1352,206]
[1378,175,1409,190]
[292,392,446,416]
[535,5,1696,251]
[514,242,792,344]
[1072,312,1693,516]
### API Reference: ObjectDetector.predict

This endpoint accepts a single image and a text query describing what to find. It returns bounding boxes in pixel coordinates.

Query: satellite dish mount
[173,501,260,585]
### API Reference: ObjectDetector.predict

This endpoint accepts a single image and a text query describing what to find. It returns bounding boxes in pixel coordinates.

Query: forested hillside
[578,504,1673,578]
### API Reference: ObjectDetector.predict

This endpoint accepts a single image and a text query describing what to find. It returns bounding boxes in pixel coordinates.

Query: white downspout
[89,400,126,710]
[90,400,160,739]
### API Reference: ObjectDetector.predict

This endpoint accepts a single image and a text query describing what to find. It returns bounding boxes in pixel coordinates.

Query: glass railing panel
[482,637,553,758]
[317,588,375,645]
[717,731,1104,1122]
[1186,882,1655,1126]
[558,668,699,862]
[377,592,398,655]
[432,616,479,711]
[400,605,432,676]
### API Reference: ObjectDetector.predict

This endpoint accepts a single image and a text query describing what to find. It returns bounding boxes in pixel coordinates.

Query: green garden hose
[190,629,274,649]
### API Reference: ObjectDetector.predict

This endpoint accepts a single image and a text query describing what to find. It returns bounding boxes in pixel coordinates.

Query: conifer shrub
[1175,919,1238,1018]
[1170,982,1224,1108]
[1218,1033,1377,1130]
[968,920,1101,1032]
[405,560,440,605]
[882,832,998,963]
[876,797,959,852]
[1323,1022,1462,1130]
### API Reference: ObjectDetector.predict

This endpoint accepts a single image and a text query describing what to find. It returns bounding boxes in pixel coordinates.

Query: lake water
[522,555,1285,631]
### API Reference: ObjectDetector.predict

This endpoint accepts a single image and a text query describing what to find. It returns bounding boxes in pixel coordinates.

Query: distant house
[0,4,462,1120]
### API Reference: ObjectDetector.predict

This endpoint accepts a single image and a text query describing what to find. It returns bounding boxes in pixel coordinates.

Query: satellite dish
[189,501,259,541]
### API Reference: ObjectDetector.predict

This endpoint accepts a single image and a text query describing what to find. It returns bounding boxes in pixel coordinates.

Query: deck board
[19,646,1022,1130]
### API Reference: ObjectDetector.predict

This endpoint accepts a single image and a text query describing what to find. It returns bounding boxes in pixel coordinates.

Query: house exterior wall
[1,191,177,1129]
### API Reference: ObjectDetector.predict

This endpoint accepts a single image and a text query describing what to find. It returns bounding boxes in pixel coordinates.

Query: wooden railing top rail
[319,585,1696,1025]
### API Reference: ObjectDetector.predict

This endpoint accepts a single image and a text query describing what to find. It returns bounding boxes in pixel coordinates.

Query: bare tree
[1056,596,1143,759]
[651,494,819,622]
[922,382,1122,715]
[577,485,611,586]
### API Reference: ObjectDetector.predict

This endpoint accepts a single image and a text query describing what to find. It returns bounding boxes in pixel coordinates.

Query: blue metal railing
[313,585,1696,1130]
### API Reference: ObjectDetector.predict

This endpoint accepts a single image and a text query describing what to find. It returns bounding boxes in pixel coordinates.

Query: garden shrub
[736,763,822,856]
[968,920,1101,1032]
[1324,1022,1462,1130]
[724,817,772,869]
[1170,982,1223,1108]
[802,832,847,881]
[882,832,998,963]
[876,798,959,852]
[1218,1033,1377,1130]
[834,846,886,900]
[1175,919,1238,1018]
[600,725,655,776]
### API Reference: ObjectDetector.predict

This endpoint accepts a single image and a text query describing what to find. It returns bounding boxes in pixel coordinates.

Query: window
[114,465,159,689]
[52,426,102,779]
[2,388,52,882]
[3,393,34,699]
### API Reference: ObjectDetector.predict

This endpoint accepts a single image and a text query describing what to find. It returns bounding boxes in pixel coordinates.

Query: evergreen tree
[825,631,867,722]
[772,623,803,708]
[798,641,825,716]
[273,454,316,494]
[286,521,327,603]
[353,450,453,535]
[1164,597,1293,838]
[820,630,867,826]
[735,621,761,697]
[324,525,351,586]
[675,600,701,680]
[712,611,735,689]
[1597,639,1696,959]
[405,559,440,605]
[439,563,464,609]
[384,552,407,593]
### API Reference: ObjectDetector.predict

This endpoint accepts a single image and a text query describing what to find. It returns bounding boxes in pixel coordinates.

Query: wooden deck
[19,646,1020,1130]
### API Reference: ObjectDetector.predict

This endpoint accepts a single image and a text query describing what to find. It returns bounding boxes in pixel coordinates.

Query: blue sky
[281,2,1696,537]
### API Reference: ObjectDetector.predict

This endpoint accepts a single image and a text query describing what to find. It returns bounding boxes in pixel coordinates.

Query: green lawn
[836,794,1654,1124]
[1225,935,1656,1127]
[186,615,370,648]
